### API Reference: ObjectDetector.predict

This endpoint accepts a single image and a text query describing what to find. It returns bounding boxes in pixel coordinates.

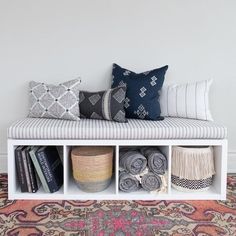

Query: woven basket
[71,146,113,192]
[171,146,215,192]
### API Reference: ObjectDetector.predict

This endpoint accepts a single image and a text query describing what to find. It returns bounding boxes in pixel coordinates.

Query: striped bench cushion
[8,118,227,140]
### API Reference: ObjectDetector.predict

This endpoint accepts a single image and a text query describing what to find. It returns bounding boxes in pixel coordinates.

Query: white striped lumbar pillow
[159,79,213,121]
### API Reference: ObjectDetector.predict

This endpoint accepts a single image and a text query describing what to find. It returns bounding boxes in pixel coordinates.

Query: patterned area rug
[0,174,235,236]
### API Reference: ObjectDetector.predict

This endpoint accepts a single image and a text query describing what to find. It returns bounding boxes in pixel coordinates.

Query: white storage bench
[8,117,227,200]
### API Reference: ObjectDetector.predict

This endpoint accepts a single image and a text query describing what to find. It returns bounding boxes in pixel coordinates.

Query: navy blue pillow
[111,64,168,120]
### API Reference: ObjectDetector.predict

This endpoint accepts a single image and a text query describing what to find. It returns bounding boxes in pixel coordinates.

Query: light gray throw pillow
[28,79,81,121]
[160,79,213,121]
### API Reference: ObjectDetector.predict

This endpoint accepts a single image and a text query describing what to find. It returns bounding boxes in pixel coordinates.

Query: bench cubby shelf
[8,139,227,200]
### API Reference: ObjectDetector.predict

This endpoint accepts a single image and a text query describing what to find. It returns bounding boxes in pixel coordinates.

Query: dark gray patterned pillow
[79,86,127,122]
[29,79,81,121]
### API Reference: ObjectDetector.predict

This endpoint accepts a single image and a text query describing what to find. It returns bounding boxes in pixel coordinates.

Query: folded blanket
[140,147,167,175]
[141,172,162,191]
[119,171,140,192]
[119,150,147,175]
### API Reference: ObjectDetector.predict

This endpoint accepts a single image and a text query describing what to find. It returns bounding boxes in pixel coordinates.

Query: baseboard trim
[0,151,235,173]
[228,151,236,173]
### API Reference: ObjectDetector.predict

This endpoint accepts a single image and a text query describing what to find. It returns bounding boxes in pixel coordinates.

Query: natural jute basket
[71,146,113,192]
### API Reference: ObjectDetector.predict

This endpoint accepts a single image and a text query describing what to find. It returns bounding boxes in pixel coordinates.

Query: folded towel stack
[140,147,168,175]
[141,172,162,191]
[119,147,168,193]
[119,171,140,192]
[119,150,147,175]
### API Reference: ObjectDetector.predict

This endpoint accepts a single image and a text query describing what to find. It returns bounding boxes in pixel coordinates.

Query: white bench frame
[8,138,227,200]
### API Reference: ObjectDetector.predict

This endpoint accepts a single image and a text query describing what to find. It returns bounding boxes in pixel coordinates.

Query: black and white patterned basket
[171,146,215,192]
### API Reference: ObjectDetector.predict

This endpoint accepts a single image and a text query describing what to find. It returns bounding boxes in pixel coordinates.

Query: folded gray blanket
[119,149,147,175]
[119,171,140,192]
[141,172,162,191]
[140,147,167,175]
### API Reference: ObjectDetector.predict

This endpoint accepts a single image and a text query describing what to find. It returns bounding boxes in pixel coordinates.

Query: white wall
[0,0,236,172]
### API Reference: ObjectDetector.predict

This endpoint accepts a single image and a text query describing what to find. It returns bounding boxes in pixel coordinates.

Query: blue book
[35,146,63,193]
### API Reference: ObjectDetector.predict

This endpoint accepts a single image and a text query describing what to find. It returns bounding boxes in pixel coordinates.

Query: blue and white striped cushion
[8,117,227,140]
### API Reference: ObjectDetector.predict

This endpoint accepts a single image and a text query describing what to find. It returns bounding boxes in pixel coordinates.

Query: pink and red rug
[0,174,235,235]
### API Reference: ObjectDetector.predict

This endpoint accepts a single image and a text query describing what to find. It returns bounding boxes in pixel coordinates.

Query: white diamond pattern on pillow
[29,79,81,121]
[113,87,126,103]
[124,97,130,108]
[89,94,101,106]
[150,76,157,86]
[160,80,213,121]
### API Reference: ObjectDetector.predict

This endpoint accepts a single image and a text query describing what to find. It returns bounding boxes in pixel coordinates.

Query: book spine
[15,147,28,192]
[29,149,50,193]
[22,149,32,193]
[26,148,38,193]
[36,150,60,193]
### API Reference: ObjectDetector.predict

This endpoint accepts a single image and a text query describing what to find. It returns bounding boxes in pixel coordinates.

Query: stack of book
[15,146,63,193]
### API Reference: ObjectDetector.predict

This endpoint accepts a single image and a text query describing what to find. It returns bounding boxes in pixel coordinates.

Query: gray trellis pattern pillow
[29,79,81,121]
[79,86,127,122]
